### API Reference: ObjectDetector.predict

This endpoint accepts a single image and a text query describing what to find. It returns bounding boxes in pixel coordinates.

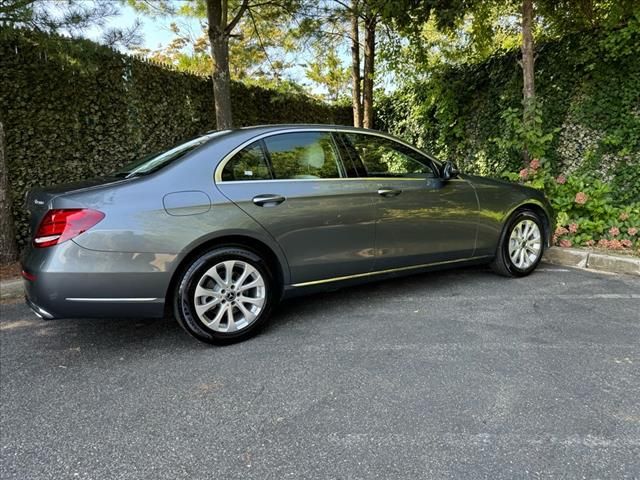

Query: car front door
[215,130,377,285]
[338,132,479,271]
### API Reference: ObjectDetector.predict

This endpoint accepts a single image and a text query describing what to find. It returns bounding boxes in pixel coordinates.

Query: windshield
[114,132,224,178]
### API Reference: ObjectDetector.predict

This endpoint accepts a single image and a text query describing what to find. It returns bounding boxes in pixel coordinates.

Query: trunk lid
[25,176,124,237]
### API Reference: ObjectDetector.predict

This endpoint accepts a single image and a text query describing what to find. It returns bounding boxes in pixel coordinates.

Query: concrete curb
[1,279,23,300]
[543,247,640,276]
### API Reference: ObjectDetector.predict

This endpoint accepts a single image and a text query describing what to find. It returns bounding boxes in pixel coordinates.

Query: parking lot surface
[1,264,639,479]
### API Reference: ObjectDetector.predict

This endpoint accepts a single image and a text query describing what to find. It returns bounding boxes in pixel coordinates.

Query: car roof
[203,123,415,147]
[199,124,441,167]
[206,124,373,136]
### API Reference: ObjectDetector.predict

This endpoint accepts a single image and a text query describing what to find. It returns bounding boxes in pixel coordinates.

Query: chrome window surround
[214,127,444,183]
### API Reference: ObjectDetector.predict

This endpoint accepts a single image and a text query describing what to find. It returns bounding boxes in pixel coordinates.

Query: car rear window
[115,132,224,178]
[221,141,273,181]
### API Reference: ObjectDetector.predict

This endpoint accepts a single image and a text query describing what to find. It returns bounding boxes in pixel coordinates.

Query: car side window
[263,132,341,179]
[221,141,272,181]
[343,133,436,178]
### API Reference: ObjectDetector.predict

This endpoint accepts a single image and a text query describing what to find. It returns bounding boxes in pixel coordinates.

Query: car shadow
[264,264,495,332]
[6,264,503,352]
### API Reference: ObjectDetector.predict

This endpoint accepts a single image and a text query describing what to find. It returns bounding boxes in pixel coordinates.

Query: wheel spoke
[205,304,227,329]
[238,295,262,306]
[236,302,256,322]
[195,297,220,316]
[226,306,236,332]
[223,261,235,286]
[238,279,260,292]
[210,268,227,288]
[195,284,218,299]
[235,265,252,288]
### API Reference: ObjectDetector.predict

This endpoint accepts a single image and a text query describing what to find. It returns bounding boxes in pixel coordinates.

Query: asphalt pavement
[1,264,639,479]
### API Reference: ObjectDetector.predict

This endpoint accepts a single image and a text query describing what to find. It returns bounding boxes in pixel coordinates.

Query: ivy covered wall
[377,25,640,204]
[0,28,351,247]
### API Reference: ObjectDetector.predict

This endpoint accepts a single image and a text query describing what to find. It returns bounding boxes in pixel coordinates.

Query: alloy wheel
[193,260,266,332]
[508,219,542,270]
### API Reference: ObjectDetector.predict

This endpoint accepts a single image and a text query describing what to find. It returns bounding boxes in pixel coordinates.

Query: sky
[63,0,391,96]
[85,3,196,52]
[82,3,326,93]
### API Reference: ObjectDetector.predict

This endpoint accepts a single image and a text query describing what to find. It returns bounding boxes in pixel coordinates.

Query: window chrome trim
[289,255,492,287]
[214,177,431,184]
[214,127,443,183]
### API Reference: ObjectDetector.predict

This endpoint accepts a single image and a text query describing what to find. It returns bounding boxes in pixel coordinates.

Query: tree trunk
[0,122,18,264]
[209,33,234,129]
[350,1,362,128]
[362,12,376,129]
[207,0,234,130]
[521,0,535,163]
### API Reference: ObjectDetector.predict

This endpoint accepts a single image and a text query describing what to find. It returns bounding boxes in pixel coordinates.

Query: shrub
[504,161,640,253]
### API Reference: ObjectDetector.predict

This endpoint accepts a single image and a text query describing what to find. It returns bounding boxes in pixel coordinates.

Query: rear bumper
[25,295,55,319]
[22,241,175,319]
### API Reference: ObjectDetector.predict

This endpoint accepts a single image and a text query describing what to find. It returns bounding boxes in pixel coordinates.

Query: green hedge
[0,28,351,247]
[376,25,640,204]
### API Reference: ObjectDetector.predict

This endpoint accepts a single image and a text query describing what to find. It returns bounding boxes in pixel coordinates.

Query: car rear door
[338,132,479,271]
[215,130,377,285]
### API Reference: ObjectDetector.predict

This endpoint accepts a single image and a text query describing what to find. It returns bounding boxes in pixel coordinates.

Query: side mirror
[441,161,459,181]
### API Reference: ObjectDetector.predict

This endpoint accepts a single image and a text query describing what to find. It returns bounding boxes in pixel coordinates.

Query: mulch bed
[0,262,21,281]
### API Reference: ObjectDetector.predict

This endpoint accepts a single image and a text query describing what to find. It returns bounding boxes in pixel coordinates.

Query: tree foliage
[1,0,142,48]
[377,22,640,204]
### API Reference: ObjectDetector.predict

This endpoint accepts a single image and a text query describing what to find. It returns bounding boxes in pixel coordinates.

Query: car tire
[173,246,276,344]
[491,210,545,278]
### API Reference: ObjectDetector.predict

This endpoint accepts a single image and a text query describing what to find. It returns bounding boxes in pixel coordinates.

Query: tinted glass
[344,133,435,178]
[264,132,341,179]
[221,141,272,181]
[115,134,217,178]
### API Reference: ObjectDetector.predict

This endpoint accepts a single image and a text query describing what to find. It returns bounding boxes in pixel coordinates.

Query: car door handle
[377,188,402,197]
[252,194,286,207]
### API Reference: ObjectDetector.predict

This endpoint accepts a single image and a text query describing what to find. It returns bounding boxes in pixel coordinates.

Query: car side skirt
[283,255,493,297]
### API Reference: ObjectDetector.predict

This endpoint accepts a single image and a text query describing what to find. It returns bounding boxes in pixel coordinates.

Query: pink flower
[609,226,620,237]
[556,175,567,185]
[558,239,572,248]
[621,239,633,248]
[619,212,629,221]
[555,226,569,236]
[519,168,529,180]
[575,192,588,205]
[569,223,579,234]
[585,240,595,247]
[598,239,609,248]
[529,159,541,170]
[608,239,622,250]
[628,227,638,236]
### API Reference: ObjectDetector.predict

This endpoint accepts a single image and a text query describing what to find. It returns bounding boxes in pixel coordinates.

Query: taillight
[33,209,105,248]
